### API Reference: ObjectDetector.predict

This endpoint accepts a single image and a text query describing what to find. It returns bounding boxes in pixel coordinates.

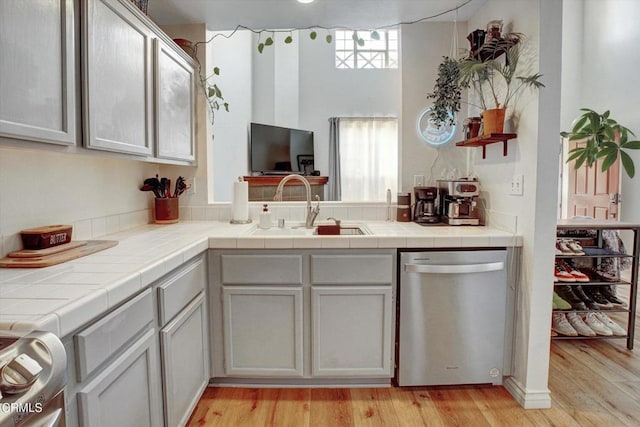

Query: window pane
[335,28,399,70]
[338,119,398,201]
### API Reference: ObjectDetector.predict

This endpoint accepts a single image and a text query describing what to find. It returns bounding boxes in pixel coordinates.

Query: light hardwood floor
[188,317,640,426]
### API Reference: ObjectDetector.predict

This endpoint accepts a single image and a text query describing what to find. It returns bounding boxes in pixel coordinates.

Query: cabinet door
[0,0,76,145]
[311,286,393,377]
[77,329,163,427]
[160,292,208,427]
[222,286,303,377]
[82,0,153,155]
[155,39,195,162]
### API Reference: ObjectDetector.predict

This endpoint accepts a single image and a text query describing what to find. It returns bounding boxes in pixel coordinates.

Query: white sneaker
[583,312,613,336]
[552,312,578,336]
[566,312,596,336]
[594,313,626,336]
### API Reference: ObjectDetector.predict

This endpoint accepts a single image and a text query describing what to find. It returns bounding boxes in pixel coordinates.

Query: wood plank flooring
[188,308,640,426]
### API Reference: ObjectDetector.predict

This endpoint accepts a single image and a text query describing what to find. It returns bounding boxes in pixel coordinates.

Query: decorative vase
[481,108,506,134]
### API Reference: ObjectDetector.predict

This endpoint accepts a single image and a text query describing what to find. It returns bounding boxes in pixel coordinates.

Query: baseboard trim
[504,377,552,409]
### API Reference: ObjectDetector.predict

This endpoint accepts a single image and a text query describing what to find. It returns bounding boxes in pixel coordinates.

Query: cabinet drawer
[75,288,153,381]
[158,255,206,326]
[77,328,162,427]
[311,254,393,285]
[221,254,303,285]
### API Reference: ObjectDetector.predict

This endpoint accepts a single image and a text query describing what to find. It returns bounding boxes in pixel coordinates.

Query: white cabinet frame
[222,286,304,377]
[311,286,393,377]
[82,0,154,156]
[154,38,195,162]
[0,0,76,145]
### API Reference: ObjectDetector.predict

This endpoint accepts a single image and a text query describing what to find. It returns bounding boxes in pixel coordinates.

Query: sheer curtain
[339,118,398,201]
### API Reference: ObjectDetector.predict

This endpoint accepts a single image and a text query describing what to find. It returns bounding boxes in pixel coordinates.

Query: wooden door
[566,139,620,220]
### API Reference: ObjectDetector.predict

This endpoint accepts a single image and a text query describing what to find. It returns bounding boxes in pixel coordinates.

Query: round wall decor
[416,107,456,146]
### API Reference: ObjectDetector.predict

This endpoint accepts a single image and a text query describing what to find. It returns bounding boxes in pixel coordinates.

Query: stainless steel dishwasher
[398,249,510,386]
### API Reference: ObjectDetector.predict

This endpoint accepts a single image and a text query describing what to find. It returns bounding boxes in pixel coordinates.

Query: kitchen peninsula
[0,219,520,426]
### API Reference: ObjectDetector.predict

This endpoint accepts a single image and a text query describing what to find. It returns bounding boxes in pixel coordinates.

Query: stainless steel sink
[249,223,369,236]
[314,226,365,235]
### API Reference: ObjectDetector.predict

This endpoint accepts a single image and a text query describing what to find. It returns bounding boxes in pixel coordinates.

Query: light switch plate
[510,174,524,196]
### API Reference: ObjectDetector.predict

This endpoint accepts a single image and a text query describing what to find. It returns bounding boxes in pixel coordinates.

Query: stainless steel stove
[0,331,67,427]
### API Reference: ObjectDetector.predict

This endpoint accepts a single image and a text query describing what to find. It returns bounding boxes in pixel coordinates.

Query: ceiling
[147,0,487,31]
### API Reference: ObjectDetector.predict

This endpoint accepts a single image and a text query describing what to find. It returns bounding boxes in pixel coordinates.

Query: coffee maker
[413,186,440,224]
[437,179,481,225]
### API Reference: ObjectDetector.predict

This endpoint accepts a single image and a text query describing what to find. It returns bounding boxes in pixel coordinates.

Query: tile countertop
[0,221,521,338]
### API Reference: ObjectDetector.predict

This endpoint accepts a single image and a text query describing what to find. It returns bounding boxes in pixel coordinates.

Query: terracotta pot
[482,108,506,134]
[155,198,179,224]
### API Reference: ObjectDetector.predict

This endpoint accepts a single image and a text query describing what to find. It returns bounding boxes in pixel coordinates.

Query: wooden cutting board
[8,241,88,258]
[0,240,118,268]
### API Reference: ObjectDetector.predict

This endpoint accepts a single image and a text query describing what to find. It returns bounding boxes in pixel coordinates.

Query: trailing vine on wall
[182,0,473,126]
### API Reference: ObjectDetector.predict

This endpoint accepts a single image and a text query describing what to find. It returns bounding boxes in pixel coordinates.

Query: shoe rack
[554,220,640,350]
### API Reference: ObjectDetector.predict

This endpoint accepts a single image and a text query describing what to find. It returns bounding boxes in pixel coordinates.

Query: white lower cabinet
[77,329,163,427]
[66,254,209,427]
[210,249,396,383]
[160,292,209,427]
[222,286,304,377]
[311,286,393,377]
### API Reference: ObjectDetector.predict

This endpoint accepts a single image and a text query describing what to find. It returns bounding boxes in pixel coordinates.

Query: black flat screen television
[250,122,314,174]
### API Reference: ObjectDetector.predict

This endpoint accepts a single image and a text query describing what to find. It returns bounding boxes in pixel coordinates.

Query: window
[335,29,399,69]
[339,118,398,201]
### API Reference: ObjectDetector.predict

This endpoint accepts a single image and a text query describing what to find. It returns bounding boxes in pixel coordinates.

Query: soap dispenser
[259,204,272,229]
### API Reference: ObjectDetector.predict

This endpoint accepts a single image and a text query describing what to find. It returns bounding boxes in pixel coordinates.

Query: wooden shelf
[455,133,517,159]
[243,175,328,187]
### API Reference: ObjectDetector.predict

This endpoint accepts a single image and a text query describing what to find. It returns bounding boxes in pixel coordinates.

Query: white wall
[467,0,562,409]
[297,31,401,186]
[206,30,253,202]
[401,22,468,192]
[0,146,157,256]
[560,0,640,223]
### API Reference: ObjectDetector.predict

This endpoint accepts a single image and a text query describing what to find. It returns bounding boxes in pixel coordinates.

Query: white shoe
[583,312,613,336]
[594,313,626,336]
[566,312,596,336]
[552,312,578,336]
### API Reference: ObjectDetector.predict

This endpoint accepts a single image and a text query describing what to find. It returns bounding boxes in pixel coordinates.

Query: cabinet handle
[404,262,504,274]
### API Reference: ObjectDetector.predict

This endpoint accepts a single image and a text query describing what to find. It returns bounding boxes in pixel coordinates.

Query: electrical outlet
[413,174,425,187]
[189,178,196,195]
[510,174,523,196]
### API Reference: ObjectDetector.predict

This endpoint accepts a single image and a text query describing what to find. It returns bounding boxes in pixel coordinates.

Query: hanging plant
[203,66,229,125]
[427,56,467,126]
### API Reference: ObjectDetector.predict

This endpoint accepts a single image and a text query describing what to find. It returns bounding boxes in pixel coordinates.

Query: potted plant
[561,108,640,178]
[427,56,468,127]
[458,32,545,133]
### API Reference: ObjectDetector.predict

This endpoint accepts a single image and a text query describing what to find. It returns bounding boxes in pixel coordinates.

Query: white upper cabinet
[155,39,195,162]
[0,0,76,145]
[82,0,154,156]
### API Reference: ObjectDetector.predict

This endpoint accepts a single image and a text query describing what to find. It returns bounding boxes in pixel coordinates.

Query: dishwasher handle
[404,261,504,274]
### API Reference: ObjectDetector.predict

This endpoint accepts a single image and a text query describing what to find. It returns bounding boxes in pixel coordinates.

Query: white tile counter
[0,221,520,337]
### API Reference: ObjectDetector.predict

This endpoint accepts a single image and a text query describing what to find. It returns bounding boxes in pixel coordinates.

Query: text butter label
[49,233,68,245]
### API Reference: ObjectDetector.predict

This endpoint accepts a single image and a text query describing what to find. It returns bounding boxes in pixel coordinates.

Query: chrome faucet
[273,174,320,228]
